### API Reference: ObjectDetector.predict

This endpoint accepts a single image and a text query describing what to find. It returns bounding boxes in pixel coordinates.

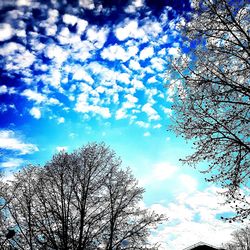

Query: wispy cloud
[140,162,178,186]
[0,130,38,155]
[1,158,24,168]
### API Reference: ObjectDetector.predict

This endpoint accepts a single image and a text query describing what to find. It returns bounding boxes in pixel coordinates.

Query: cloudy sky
[0,0,243,249]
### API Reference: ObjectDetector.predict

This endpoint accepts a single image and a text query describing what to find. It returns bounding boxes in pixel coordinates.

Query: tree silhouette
[2,143,165,249]
[168,0,250,218]
[224,226,250,250]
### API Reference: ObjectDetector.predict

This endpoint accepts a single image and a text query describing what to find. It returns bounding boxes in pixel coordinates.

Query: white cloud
[114,19,144,41]
[17,0,31,6]
[45,44,68,65]
[153,162,178,181]
[150,57,165,72]
[143,20,163,38]
[44,24,57,36]
[131,79,144,89]
[129,60,141,70]
[48,97,60,105]
[0,130,38,155]
[29,107,41,119]
[143,132,151,137]
[1,158,24,168]
[87,62,122,87]
[133,0,144,7]
[94,106,111,118]
[75,93,111,119]
[148,76,157,83]
[115,93,139,118]
[150,186,239,250]
[168,47,180,57]
[142,103,160,121]
[0,23,13,42]
[63,14,78,25]
[0,42,25,57]
[153,124,162,129]
[21,89,46,103]
[86,25,109,49]
[158,48,166,56]
[70,41,93,62]
[140,162,178,187]
[3,87,15,96]
[162,107,173,116]
[56,146,68,152]
[15,50,35,68]
[22,89,61,107]
[73,67,94,84]
[139,46,154,60]
[178,174,198,193]
[79,0,95,9]
[125,94,138,103]
[96,86,105,93]
[115,108,127,120]
[77,18,88,34]
[113,93,119,103]
[114,17,162,42]
[136,121,150,128]
[57,117,65,124]
[117,73,130,84]
[50,70,62,89]
[0,85,8,94]
[127,45,139,58]
[57,27,81,45]
[1,42,35,72]
[124,0,144,13]
[101,44,136,62]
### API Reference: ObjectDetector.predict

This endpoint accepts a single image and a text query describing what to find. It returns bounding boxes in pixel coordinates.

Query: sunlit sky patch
[0,0,243,249]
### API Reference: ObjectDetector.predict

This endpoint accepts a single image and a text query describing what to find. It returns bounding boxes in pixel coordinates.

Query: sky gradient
[0,0,244,249]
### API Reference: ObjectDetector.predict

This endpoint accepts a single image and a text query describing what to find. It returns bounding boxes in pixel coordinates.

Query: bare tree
[2,166,41,249]
[0,170,8,247]
[1,143,165,249]
[103,166,161,249]
[168,0,250,217]
[224,226,250,250]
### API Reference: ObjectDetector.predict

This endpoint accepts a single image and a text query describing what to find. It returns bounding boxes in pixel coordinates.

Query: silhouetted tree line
[0,143,164,249]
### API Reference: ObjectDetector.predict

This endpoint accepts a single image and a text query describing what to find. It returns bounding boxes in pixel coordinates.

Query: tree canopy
[168,0,250,219]
[224,226,250,250]
[0,143,164,249]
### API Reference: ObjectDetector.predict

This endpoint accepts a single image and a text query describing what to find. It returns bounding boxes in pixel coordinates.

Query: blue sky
[0,0,244,249]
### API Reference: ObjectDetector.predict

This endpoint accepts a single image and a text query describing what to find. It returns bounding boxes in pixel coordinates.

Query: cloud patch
[30,107,41,119]
[150,186,239,250]
[139,46,154,60]
[56,146,68,152]
[0,130,38,155]
[0,23,13,41]
[101,44,138,62]
[140,162,178,186]
[1,158,24,168]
